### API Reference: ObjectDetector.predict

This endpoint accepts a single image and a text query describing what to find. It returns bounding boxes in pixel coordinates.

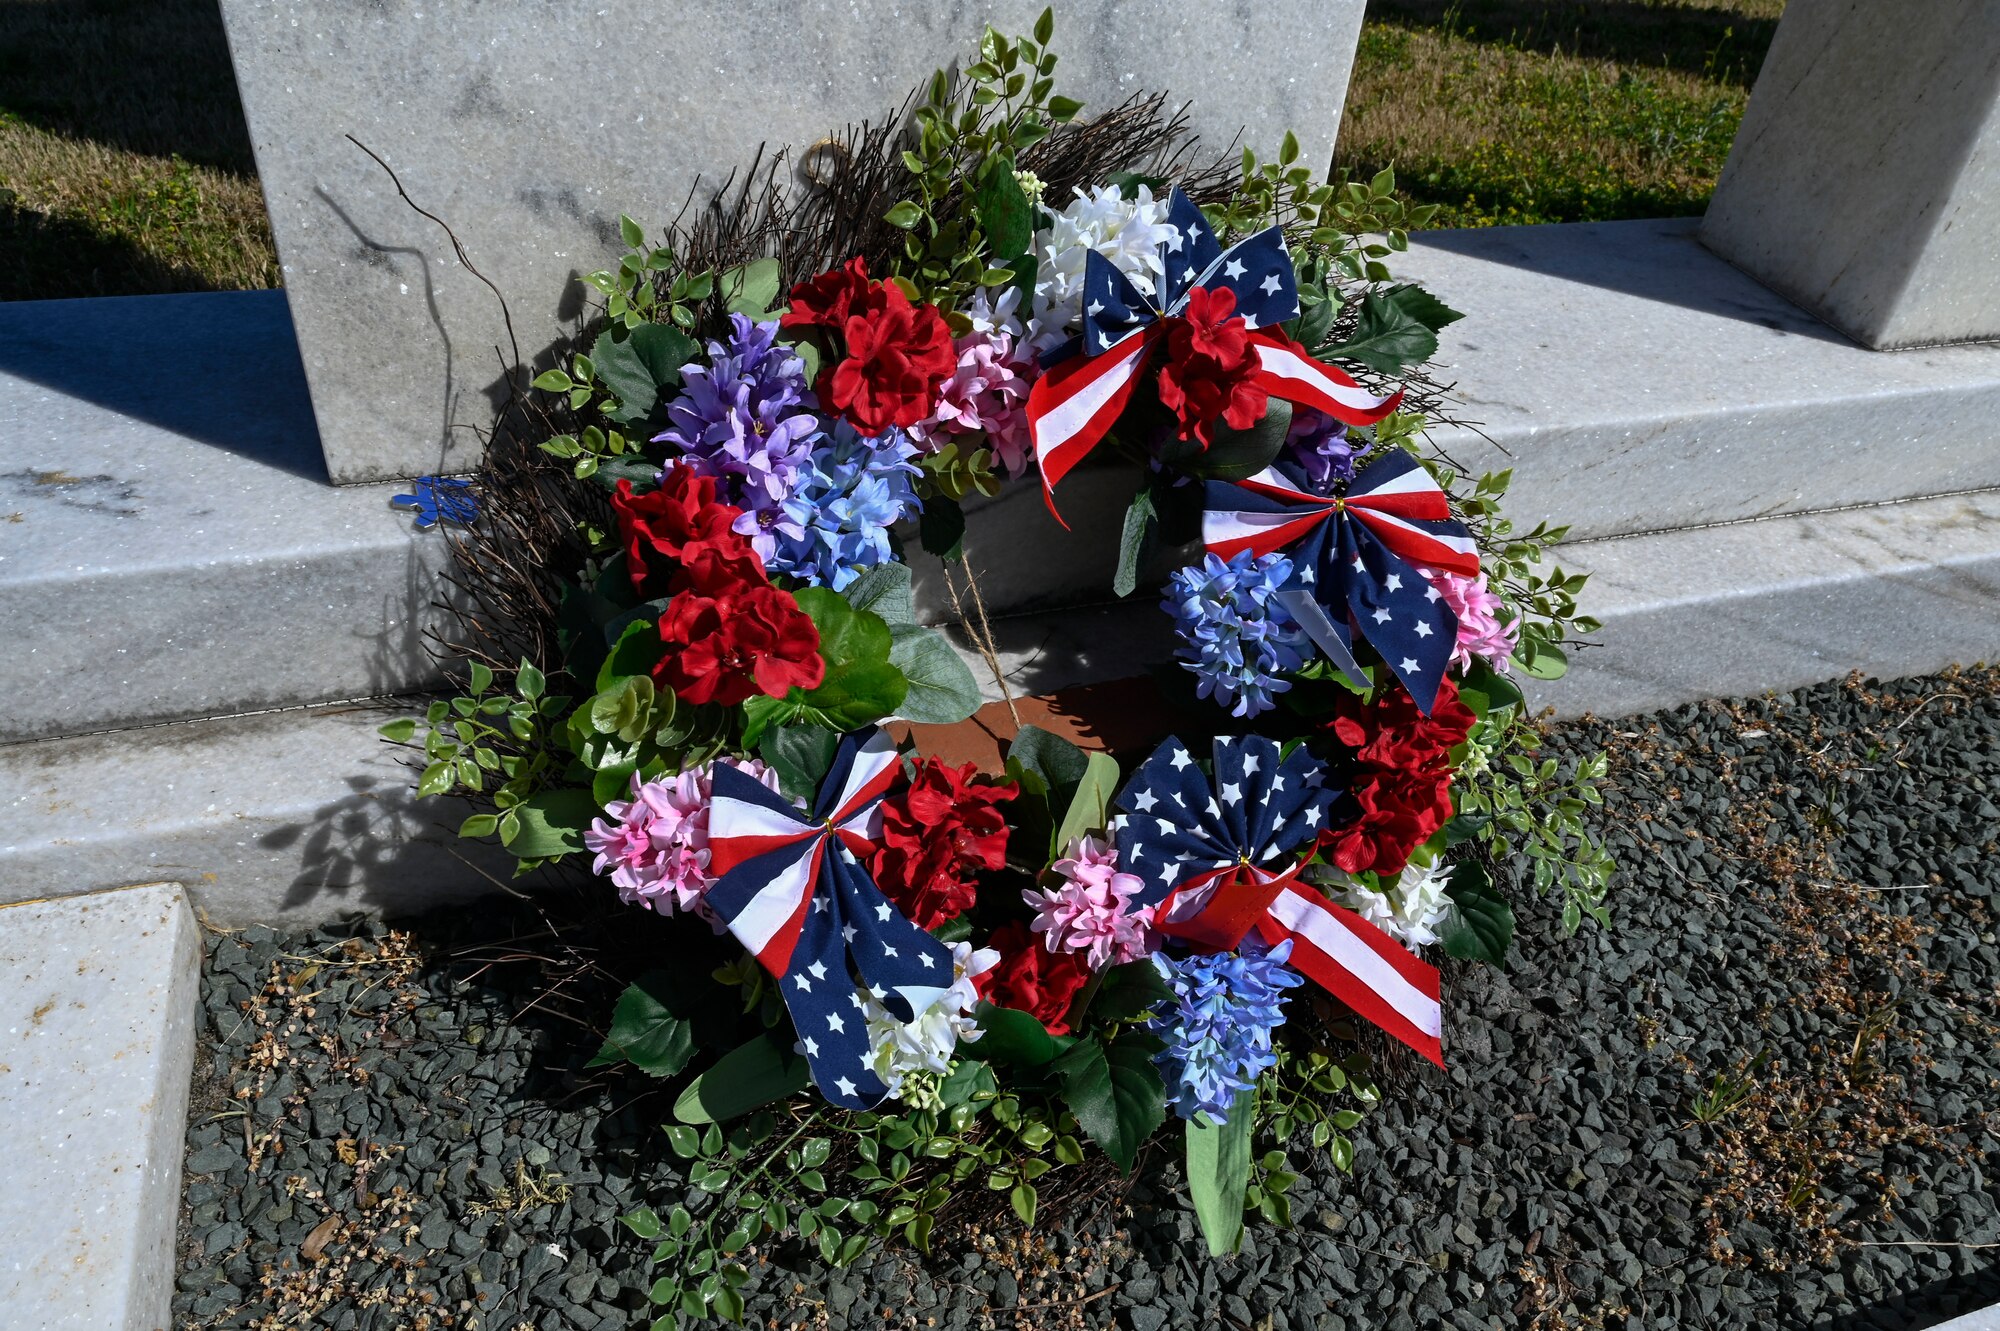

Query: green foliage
[743,589,909,747]
[380,659,572,868]
[1322,284,1464,373]
[1006,724,1088,793]
[589,971,699,1078]
[1050,750,1120,860]
[968,1003,1060,1067]
[582,214,713,332]
[589,321,699,426]
[674,1035,814,1125]
[1439,859,1514,964]
[1051,1031,1166,1174]
[1186,1092,1255,1256]
[887,623,984,725]
[887,10,1082,310]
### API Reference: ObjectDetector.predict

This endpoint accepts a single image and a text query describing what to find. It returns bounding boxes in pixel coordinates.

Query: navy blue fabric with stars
[1111,733,1340,912]
[1205,456,1464,712]
[1077,187,1305,358]
[704,742,954,1109]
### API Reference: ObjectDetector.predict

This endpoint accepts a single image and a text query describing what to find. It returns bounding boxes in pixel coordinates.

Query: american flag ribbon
[1113,734,1445,1066]
[1025,187,1405,520]
[705,728,954,1108]
[1203,449,1480,714]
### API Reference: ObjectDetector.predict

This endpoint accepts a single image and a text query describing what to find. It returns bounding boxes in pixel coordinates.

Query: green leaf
[530,368,573,393]
[1515,642,1568,680]
[499,786,598,858]
[1090,960,1172,1022]
[377,718,418,743]
[841,562,916,628]
[1187,1093,1254,1256]
[1382,282,1465,333]
[1007,724,1088,793]
[1105,170,1170,200]
[969,1003,1059,1067]
[1296,282,1339,350]
[740,693,802,751]
[673,1035,812,1124]
[973,154,1032,262]
[884,200,925,229]
[587,973,697,1078]
[887,624,983,725]
[590,322,699,425]
[1054,1033,1166,1174]
[597,617,667,690]
[720,257,783,317]
[1187,399,1292,482]
[759,724,840,802]
[1441,860,1514,964]
[621,1206,662,1239]
[919,495,966,561]
[1045,93,1084,121]
[1113,483,1156,599]
[1051,750,1120,859]
[1322,291,1438,374]
[794,588,908,730]
[938,1057,998,1108]
[619,213,645,249]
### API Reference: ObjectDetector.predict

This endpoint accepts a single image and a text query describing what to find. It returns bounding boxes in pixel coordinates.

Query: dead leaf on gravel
[301,1215,341,1261]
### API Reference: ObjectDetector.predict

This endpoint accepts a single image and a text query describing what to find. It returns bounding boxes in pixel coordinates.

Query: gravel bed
[172,669,2000,1330]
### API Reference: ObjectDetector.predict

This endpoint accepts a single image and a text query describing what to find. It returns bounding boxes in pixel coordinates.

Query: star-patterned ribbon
[1113,734,1444,1065]
[1202,450,1481,714]
[1025,187,1405,520]
[704,728,954,1108]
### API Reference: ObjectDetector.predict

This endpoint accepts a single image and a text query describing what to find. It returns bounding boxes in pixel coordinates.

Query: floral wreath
[385,9,1612,1311]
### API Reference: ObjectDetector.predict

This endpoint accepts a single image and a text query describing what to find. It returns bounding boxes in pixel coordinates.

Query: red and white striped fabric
[1261,885,1445,1066]
[1025,325,1404,521]
[1214,462,1481,578]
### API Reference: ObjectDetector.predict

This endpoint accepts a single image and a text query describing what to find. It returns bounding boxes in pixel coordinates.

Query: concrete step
[0,291,449,744]
[0,881,202,1331]
[0,702,507,926]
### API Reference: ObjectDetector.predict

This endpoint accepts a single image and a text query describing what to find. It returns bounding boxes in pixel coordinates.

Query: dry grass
[1337,0,1788,226]
[0,0,278,298]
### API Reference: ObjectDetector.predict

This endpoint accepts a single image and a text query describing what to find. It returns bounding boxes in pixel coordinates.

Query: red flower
[610,467,763,597]
[654,581,824,707]
[1156,286,1268,449]
[826,285,957,436]
[780,257,887,332]
[976,921,1091,1035]
[867,757,1016,930]
[1319,678,1477,875]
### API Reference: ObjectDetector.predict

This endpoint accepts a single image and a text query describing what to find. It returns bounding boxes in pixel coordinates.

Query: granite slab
[0,291,449,743]
[1388,218,2000,541]
[0,881,202,1331]
[1536,489,2000,719]
[1702,0,2000,348]
[0,704,510,925]
[217,0,1370,482]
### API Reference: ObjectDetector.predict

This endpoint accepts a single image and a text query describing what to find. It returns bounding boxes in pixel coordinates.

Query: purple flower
[1283,407,1364,493]
[655,314,822,558]
[1162,550,1308,719]
[1147,937,1301,1123]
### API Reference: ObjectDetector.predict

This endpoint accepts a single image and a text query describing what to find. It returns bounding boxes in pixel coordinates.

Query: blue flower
[764,420,924,590]
[1147,938,1301,1123]
[655,314,822,556]
[1162,550,1308,718]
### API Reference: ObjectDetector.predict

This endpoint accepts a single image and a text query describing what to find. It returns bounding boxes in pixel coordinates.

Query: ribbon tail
[1249,332,1404,426]
[1278,587,1368,692]
[1027,328,1157,526]
[1263,886,1443,1066]
[780,862,894,1110]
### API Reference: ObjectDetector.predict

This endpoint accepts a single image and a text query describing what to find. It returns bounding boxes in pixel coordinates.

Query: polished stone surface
[1391,219,2000,540]
[0,292,447,742]
[217,0,1368,482]
[1702,0,2000,348]
[1538,490,2000,719]
[0,704,509,925]
[0,881,201,1331]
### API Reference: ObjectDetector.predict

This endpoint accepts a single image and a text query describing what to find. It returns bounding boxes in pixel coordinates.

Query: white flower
[860,941,999,1100]
[1334,860,1454,950]
[964,285,1024,339]
[1027,183,1179,349]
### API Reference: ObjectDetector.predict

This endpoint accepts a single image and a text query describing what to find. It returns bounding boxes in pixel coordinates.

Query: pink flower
[1023,834,1158,970]
[1427,568,1520,672]
[582,759,781,916]
[908,288,1038,478]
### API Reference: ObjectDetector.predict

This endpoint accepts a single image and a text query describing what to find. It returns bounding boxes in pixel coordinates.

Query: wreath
[384,9,1612,1314]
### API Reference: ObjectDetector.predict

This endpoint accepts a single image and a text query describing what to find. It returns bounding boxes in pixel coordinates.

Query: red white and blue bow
[1113,733,1444,1065]
[705,727,953,1109]
[1203,450,1480,713]
[1025,187,1405,519]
